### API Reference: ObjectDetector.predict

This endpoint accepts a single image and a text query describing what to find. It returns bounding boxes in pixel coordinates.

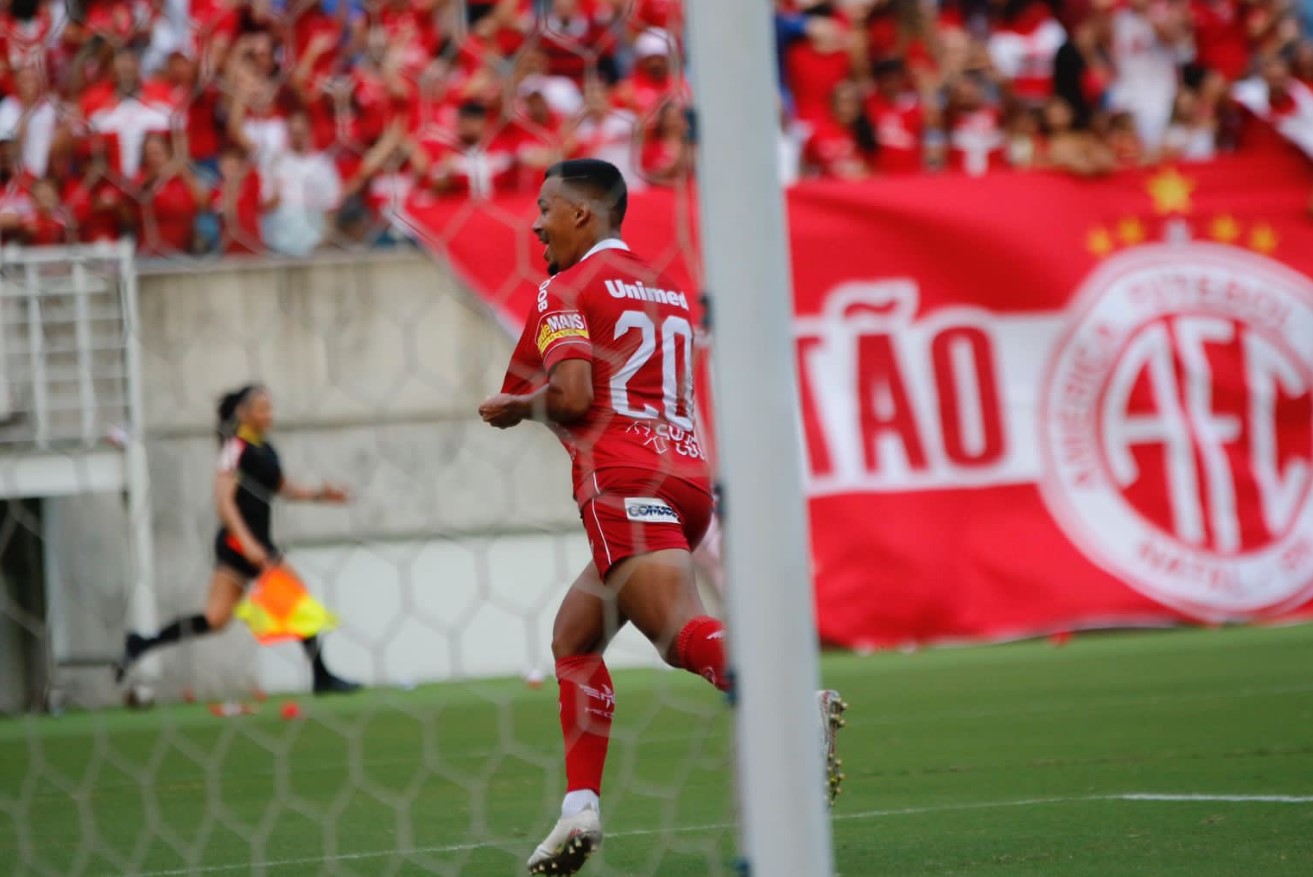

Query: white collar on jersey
[579,238,630,263]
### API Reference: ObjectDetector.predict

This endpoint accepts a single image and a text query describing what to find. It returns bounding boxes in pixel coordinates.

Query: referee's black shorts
[214,530,274,582]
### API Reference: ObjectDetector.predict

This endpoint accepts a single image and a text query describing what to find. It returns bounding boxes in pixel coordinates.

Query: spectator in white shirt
[1108,0,1192,150]
[87,50,171,178]
[0,65,59,177]
[263,112,342,256]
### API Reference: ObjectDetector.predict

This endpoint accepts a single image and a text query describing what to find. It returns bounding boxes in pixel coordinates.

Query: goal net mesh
[0,1,741,875]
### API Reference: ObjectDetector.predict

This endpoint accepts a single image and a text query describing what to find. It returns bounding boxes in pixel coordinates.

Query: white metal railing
[0,240,158,687]
[0,242,134,451]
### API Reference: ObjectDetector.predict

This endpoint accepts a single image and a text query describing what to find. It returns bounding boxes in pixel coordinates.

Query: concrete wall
[92,250,673,703]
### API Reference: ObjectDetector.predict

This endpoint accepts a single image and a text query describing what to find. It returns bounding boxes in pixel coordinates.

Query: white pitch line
[1114,793,1313,804]
[125,792,1313,876]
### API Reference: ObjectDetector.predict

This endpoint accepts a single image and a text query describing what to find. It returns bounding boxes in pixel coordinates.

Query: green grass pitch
[2,623,1311,876]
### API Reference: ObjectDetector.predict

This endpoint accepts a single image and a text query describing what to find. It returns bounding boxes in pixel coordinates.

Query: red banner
[403,146,1313,649]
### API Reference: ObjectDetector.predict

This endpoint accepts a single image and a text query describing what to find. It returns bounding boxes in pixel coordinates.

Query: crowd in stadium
[0,0,1308,256]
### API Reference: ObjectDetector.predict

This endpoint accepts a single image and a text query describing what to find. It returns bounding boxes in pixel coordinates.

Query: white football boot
[527,804,602,875]
[818,689,848,806]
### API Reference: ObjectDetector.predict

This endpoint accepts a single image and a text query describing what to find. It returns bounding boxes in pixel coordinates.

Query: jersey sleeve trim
[542,338,594,371]
[217,438,245,474]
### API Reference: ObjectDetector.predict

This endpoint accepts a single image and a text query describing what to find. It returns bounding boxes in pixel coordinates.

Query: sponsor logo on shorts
[536,311,589,353]
[624,497,681,524]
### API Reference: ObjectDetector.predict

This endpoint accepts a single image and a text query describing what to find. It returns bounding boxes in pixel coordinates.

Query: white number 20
[610,310,694,430]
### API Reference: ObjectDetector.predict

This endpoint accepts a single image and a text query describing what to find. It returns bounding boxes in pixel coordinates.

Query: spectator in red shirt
[509,78,569,190]
[348,25,416,149]
[944,72,1007,176]
[78,0,156,49]
[83,48,173,178]
[465,0,530,62]
[988,0,1068,105]
[803,79,877,179]
[22,176,76,246]
[226,61,290,173]
[866,57,924,172]
[1190,0,1252,82]
[539,0,620,84]
[640,99,693,184]
[150,48,223,170]
[614,28,685,118]
[784,2,859,126]
[426,99,518,198]
[0,0,62,91]
[63,155,131,243]
[290,24,348,153]
[337,120,427,243]
[135,132,207,256]
[213,146,273,255]
[371,0,445,79]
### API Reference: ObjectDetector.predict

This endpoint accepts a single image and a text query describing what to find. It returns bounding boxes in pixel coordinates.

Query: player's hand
[245,544,272,570]
[479,394,526,429]
[319,483,351,504]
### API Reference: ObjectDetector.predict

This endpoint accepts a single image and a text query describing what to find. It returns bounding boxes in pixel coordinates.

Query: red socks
[675,616,731,692]
[555,618,728,795]
[556,654,615,795]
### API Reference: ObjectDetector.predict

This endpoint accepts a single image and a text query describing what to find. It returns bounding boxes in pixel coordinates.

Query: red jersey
[138,174,197,255]
[785,38,853,125]
[948,107,1006,176]
[212,172,264,254]
[1190,0,1249,81]
[23,210,74,246]
[501,240,711,504]
[803,117,870,178]
[867,92,924,173]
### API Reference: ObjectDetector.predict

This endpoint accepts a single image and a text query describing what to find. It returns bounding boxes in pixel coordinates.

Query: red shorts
[579,467,715,579]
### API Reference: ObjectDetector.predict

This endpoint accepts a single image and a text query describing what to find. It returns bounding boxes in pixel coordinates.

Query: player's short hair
[545,159,628,228]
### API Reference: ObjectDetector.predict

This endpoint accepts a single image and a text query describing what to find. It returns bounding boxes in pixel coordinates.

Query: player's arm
[480,359,593,429]
[214,470,269,567]
[280,478,351,503]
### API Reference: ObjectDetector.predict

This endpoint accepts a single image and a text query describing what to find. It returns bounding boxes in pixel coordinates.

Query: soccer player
[117,384,361,695]
[479,159,846,875]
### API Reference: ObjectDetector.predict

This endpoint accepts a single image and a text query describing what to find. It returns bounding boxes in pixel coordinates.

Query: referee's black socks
[135,614,212,656]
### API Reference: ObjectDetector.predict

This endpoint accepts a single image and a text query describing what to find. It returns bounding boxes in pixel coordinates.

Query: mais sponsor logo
[536,311,589,353]
[624,497,681,525]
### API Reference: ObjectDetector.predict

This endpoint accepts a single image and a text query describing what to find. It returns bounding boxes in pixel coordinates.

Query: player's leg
[606,483,851,805]
[607,547,731,691]
[691,512,726,605]
[302,633,361,694]
[117,568,245,681]
[528,563,625,874]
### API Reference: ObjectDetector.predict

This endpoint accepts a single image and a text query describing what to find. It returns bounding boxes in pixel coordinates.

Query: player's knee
[551,632,590,662]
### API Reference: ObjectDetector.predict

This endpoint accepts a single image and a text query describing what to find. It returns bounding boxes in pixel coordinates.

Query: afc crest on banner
[1039,242,1313,619]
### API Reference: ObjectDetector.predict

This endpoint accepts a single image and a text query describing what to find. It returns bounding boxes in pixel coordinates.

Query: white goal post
[685,3,837,876]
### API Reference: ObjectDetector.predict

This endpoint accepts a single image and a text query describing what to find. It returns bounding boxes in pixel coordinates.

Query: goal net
[0,2,822,876]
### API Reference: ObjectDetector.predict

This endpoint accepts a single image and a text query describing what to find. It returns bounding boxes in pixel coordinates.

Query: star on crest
[1147,168,1195,215]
